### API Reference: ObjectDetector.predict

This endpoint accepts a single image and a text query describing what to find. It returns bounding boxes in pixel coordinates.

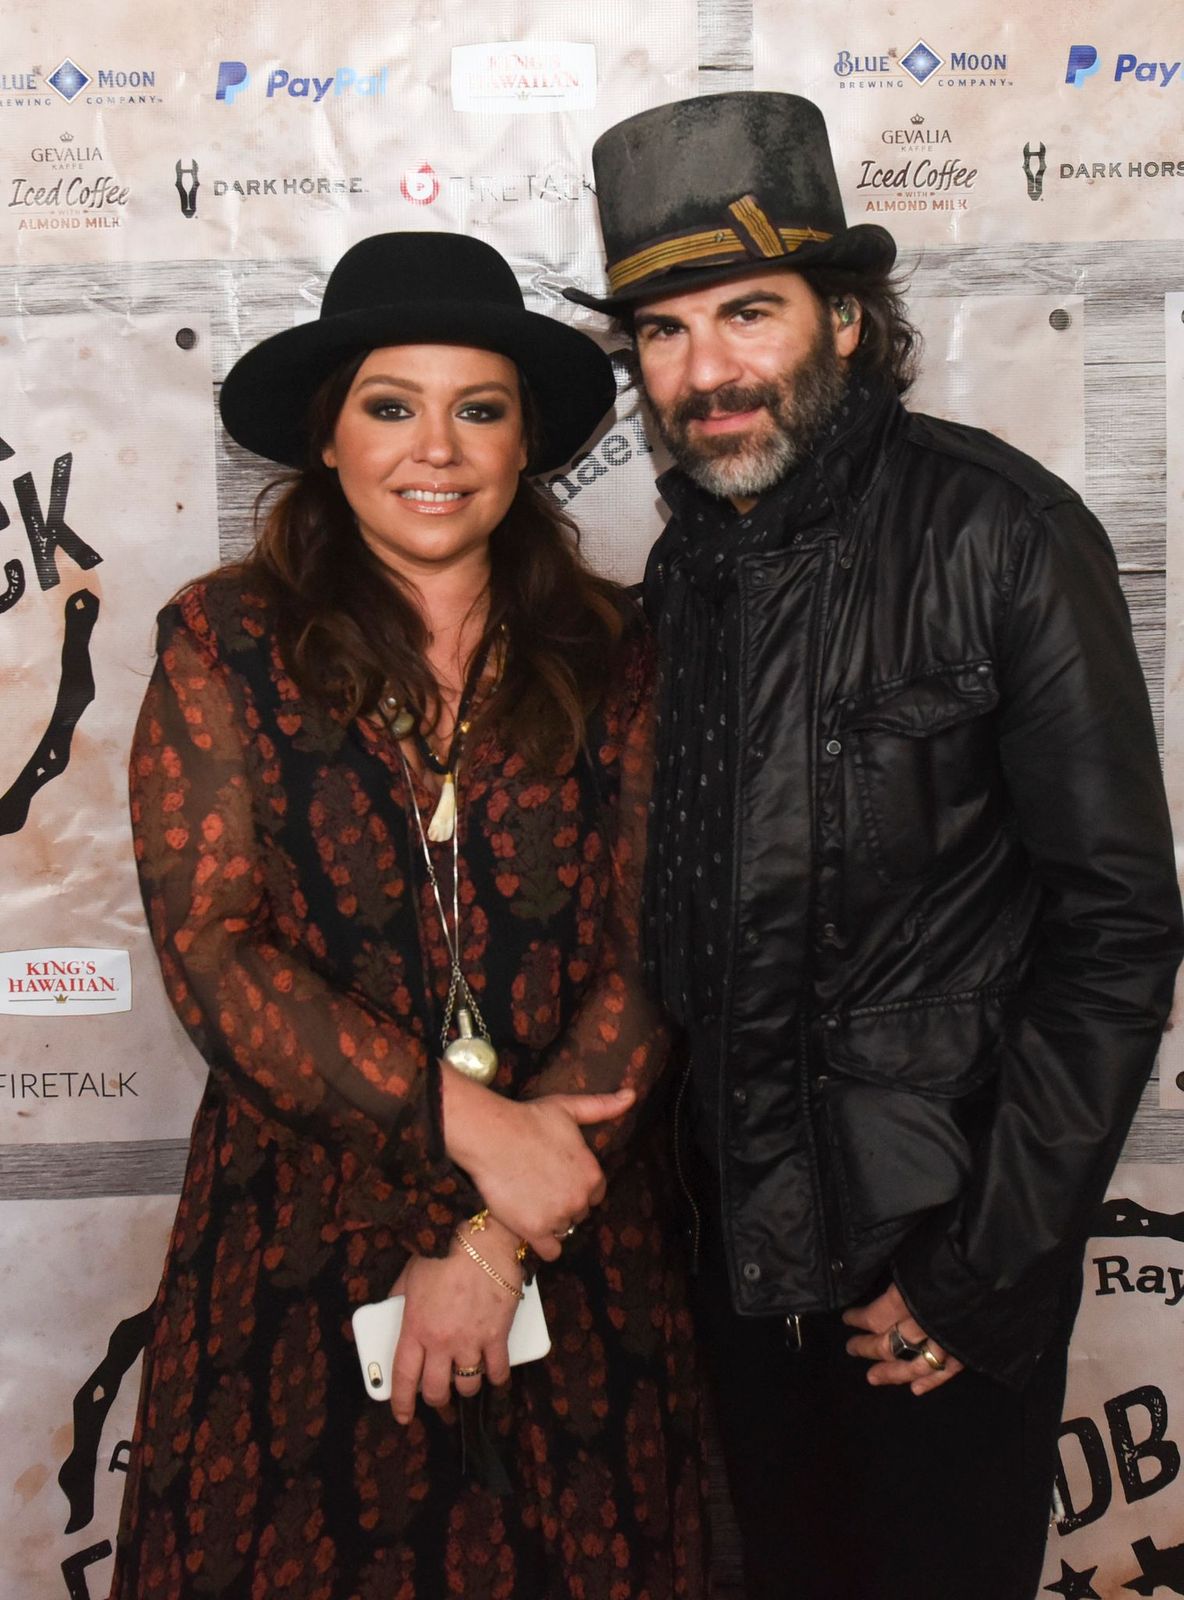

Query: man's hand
[842,1283,964,1396]
[442,1072,635,1260]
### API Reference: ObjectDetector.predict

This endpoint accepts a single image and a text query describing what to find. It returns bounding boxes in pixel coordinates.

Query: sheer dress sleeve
[523,632,673,1168]
[130,593,483,1255]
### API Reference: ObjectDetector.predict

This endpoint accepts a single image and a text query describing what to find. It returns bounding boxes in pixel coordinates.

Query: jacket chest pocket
[840,664,1001,885]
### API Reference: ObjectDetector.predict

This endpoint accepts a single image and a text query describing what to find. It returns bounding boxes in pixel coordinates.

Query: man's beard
[645,309,849,500]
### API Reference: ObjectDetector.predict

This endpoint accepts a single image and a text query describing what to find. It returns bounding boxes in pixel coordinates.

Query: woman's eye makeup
[360,395,509,422]
[457,401,506,422]
[366,397,412,419]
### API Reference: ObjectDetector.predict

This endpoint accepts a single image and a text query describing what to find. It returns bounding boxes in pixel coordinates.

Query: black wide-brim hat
[564,92,896,316]
[220,232,617,473]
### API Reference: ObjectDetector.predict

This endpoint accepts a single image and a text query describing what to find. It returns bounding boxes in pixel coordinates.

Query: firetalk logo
[1065,45,1101,87]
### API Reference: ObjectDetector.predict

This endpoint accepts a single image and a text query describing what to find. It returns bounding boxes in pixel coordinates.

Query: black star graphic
[1123,1535,1184,1595]
[1044,1561,1101,1600]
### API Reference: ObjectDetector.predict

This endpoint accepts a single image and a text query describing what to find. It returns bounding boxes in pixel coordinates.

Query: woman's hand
[389,1218,524,1425]
[841,1283,964,1396]
[442,1070,635,1261]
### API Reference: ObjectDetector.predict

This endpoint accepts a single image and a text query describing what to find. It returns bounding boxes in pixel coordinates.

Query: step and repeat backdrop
[1,2,1182,1596]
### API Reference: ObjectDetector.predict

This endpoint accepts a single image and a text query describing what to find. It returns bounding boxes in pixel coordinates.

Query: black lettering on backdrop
[61,1542,112,1600]
[0,557,26,613]
[0,589,100,835]
[13,454,102,589]
[1094,1197,1184,1244]
[1055,1385,1180,1534]
[1124,1535,1184,1595]
[1105,1386,1181,1503]
[0,433,105,832]
[1054,1416,1113,1532]
[58,1306,152,1533]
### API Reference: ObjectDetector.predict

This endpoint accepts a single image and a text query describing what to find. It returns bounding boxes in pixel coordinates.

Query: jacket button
[825,738,842,756]
[976,663,991,677]
[838,555,853,570]
[732,1086,748,1108]
[750,570,768,586]
[743,929,760,949]
[830,1258,844,1276]
[823,1015,840,1031]
[751,745,766,762]
[742,1261,762,1284]
[822,922,839,942]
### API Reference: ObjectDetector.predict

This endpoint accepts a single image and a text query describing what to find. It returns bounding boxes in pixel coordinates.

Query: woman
[110,233,705,1600]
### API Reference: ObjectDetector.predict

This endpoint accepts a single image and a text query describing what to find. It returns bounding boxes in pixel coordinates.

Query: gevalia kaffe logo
[8,131,128,232]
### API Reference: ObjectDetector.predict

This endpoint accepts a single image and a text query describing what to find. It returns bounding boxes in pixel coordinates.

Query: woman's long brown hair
[230,352,628,767]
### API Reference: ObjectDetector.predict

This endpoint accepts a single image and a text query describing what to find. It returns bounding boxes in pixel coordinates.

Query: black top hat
[220,232,616,472]
[564,92,896,316]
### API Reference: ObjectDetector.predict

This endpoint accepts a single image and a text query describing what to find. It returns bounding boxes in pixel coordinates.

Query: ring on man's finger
[887,1323,926,1362]
[920,1344,947,1373]
[452,1361,484,1379]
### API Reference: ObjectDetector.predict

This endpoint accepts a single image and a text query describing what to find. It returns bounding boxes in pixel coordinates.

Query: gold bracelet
[454,1230,525,1300]
[467,1206,527,1262]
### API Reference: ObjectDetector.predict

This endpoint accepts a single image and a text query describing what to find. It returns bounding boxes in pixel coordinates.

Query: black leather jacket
[646,395,1182,1387]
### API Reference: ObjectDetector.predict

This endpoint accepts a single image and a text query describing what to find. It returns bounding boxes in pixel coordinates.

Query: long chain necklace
[377,631,503,1085]
[396,742,499,1084]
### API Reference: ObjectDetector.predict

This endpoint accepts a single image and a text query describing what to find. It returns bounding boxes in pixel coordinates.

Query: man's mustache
[671,383,778,429]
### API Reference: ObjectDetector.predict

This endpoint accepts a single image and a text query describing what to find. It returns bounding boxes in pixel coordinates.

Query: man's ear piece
[835,299,857,327]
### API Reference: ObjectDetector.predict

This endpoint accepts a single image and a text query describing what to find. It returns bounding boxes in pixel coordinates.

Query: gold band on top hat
[606,194,833,295]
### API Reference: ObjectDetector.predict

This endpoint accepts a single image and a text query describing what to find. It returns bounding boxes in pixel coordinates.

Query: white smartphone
[351,1277,551,1402]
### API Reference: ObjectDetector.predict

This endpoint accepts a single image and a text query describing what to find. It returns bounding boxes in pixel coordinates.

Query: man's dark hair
[615,261,922,396]
[798,263,920,395]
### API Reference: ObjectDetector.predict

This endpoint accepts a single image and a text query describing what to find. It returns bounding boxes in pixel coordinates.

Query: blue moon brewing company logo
[0,427,101,838]
[833,39,1012,90]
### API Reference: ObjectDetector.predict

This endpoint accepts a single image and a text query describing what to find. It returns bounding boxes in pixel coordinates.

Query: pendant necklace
[396,740,499,1084]
[377,629,498,842]
[377,631,502,1084]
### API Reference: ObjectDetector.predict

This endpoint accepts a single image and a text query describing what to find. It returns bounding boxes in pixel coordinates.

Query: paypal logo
[1065,43,1184,88]
[1065,45,1100,87]
[215,59,387,104]
[215,61,249,103]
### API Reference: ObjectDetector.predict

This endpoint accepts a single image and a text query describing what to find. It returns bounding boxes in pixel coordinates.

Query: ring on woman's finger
[888,1323,926,1362]
[553,1223,577,1240]
[920,1343,947,1373]
[452,1361,484,1379]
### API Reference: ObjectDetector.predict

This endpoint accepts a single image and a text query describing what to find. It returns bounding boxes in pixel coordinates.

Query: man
[567,92,1183,1599]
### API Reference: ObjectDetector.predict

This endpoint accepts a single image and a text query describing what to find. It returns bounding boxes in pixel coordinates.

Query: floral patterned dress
[108,576,706,1600]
